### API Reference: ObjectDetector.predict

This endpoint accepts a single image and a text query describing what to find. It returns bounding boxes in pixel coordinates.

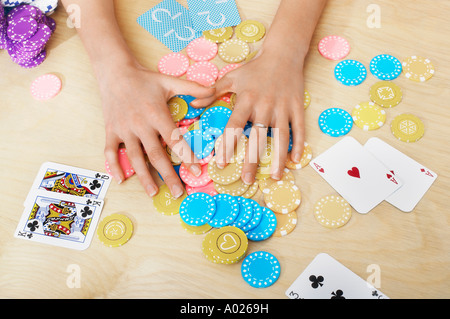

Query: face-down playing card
[15,190,104,250]
[309,136,402,214]
[285,253,389,299]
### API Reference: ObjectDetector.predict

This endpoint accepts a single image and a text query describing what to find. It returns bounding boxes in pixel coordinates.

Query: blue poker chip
[241,251,281,288]
[334,59,367,86]
[231,196,254,229]
[245,207,277,241]
[183,129,215,159]
[241,199,263,232]
[199,106,232,137]
[370,54,402,80]
[318,107,353,137]
[179,192,216,226]
[177,94,205,119]
[208,194,239,227]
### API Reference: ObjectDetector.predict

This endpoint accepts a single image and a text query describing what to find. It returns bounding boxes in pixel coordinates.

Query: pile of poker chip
[0,1,57,68]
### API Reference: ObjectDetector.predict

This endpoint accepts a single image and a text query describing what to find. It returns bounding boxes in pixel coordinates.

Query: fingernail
[271,168,281,180]
[216,161,225,169]
[190,165,201,177]
[293,153,301,163]
[171,184,184,199]
[243,172,254,185]
[146,185,158,197]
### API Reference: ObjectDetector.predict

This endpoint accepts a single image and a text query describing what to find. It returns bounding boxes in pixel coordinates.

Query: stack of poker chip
[0,3,56,68]
[1,0,58,15]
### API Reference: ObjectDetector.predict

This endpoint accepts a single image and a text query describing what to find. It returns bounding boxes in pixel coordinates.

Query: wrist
[260,42,306,70]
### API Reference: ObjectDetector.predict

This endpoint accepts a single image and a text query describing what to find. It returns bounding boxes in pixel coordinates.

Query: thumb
[191,75,234,108]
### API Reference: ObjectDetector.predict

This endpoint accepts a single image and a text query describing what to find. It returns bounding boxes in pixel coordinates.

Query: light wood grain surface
[1,0,449,299]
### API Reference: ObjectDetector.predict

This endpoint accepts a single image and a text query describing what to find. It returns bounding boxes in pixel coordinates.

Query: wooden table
[1,0,449,299]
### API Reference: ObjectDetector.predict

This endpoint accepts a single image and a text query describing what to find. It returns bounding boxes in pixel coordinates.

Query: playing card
[285,253,389,299]
[187,0,241,32]
[15,190,104,250]
[364,137,438,212]
[310,136,402,214]
[137,0,202,52]
[25,162,111,207]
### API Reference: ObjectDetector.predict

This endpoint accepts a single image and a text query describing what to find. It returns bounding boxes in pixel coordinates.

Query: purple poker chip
[42,16,56,33]
[19,23,51,50]
[11,48,47,68]
[7,5,42,22]
[7,16,38,41]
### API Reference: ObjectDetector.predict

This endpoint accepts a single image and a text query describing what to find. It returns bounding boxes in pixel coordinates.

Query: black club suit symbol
[81,206,93,218]
[27,220,39,231]
[309,275,324,289]
[89,180,101,191]
[331,290,345,299]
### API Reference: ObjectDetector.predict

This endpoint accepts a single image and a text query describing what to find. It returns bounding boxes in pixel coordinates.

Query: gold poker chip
[241,180,259,199]
[97,214,133,247]
[402,56,435,82]
[153,184,187,216]
[369,81,402,108]
[218,39,250,63]
[203,27,233,43]
[168,96,188,122]
[391,113,425,143]
[258,168,295,192]
[202,226,248,264]
[235,20,266,43]
[304,90,311,109]
[286,142,312,170]
[263,180,302,214]
[214,179,249,196]
[208,157,243,185]
[352,101,386,131]
[314,195,352,229]
[180,220,212,235]
[273,210,298,237]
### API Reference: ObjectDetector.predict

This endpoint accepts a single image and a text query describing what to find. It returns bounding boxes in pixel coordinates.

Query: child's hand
[99,61,216,198]
[197,50,306,185]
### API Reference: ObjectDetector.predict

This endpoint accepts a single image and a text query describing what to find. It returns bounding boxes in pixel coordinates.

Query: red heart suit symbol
[347,167,360,178]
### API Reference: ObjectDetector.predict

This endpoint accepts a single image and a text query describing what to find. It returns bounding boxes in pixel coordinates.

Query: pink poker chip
[186,37,218,62]
[218,63,241,79]
[179,163,211,187]
[30,74,62,101]
[198,150,214,165]
[186,181,218,196]
[105,148,135,179]
[158,53,190,77]
[318,35,351,61]
[177,116,199,127]
[186,61,219,80]
[187,73,216,87]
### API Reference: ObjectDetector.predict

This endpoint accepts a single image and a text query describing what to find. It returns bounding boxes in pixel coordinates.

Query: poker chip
[186,61,219,81]
[318,108,353,137]
[314,195,352,229]
[202,226,248,264]
[218,39,250,63]
[208,194,239,227]
[208,157,243,185]
[200,106,232,138]
[177,95,205,120]
[245,207,277,241]
[30,73,61,101]
[230,196,254,229]
[318,35,350,60]
[180,220,212,235]
[334,59,367,86]
[214,178,249,196]
[391,113,425,143]
[179,163,211,187]
[105,148,135,179]
[186,37,218,61]
[241,180,259,199]
[203,27,233,43]
[214,133,247,164]
[188,72,216,87]
[273,210,297,237]
[158,53,189,77]
[235,20,266,43]
[168,96,188,122]
[241,199,263,232]
[258,168,295,193]
[402,56,435,82]
[218,63,241,79]
[183,129,215,160]
[30,0,58,14]
[153,184,187,216]
[285,142,312,170]
[7,16,38,41]
[97,214,133,247]
[304,90,311,109]
[263,181,302,214]
[179,192,216,226]
[241,251,280,288]
[369,81,403,108]
[185,181,218,196]
[370,54,402,81]
[352,101,386,131]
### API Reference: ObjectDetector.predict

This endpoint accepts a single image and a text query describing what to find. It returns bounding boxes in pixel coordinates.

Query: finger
[104,133,124,184]
[215,97,251,168]
[163,76,216,108]
[271,114,290,180]
[194,75,234,107]
[242,117,271,185]
[290,105,306,163]
[141,132,185,199]
[124,137,159,197]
